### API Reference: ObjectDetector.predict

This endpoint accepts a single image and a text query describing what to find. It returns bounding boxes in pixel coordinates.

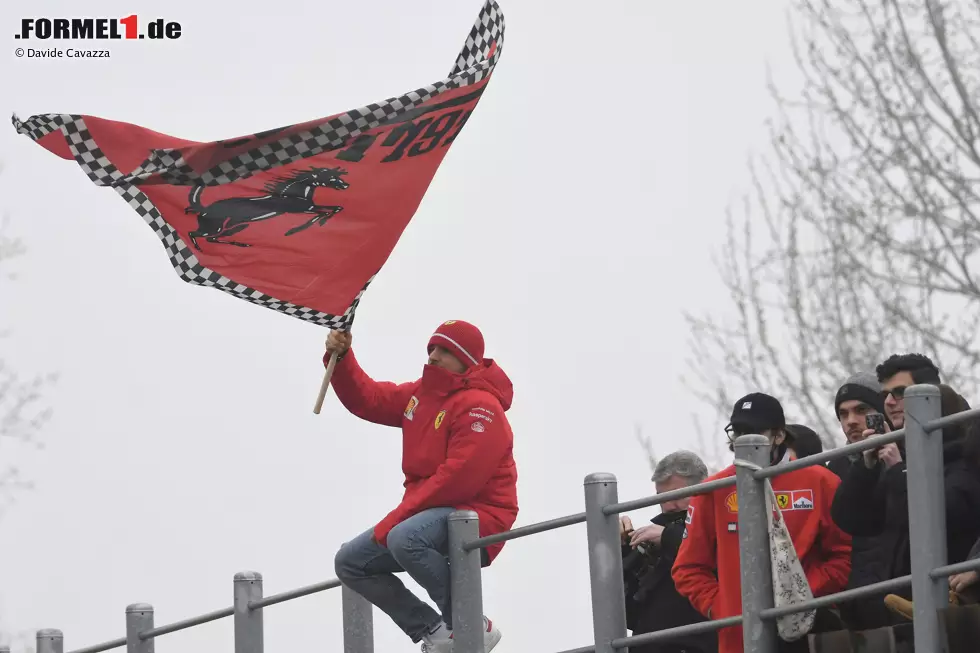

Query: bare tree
[0,166,53,652]
[636,419,729,476]
[0,216,54,512]
[683,0,980,444]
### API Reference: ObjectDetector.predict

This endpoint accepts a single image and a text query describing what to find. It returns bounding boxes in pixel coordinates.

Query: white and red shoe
[434,616,502,652]
[420,622,453,653]
[481,616,502,651]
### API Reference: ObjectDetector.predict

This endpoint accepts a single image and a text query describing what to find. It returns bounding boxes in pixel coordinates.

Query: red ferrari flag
[12,1,504,332]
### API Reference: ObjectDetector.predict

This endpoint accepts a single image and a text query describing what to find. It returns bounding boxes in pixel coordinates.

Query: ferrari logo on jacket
[672,465,851,653]
[325,345,519,566]
[725,489,814,513]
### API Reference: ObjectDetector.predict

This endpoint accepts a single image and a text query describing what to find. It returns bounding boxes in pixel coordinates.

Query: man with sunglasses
[876,353,942,429]
[830,354,945,620]
[841,354,942,480]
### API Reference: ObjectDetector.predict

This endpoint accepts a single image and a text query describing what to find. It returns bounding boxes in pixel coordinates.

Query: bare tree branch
[0,174,56,513]
[0,182,50,653]
[683,0,980,445]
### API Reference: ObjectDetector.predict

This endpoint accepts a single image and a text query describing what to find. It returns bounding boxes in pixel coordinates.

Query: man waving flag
[12,1,504,375]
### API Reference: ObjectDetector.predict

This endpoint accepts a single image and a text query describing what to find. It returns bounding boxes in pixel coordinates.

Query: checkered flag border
[12,1,503,190]
[10,0,503,329]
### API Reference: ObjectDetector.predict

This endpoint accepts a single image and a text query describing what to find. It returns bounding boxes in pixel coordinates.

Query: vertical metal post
[342,584,374,653]
[584,473,628,653]
[125,604,154,653]
[448,510,485,653]
[234,571,264,653]
[904,384,947,653]
[36,629,63,653]
[734,435,778,653]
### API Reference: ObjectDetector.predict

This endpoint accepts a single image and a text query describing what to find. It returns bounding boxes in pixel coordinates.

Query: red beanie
[427,320,484,368]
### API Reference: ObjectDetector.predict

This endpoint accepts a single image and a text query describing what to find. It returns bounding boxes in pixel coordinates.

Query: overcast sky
[0,1,797,651]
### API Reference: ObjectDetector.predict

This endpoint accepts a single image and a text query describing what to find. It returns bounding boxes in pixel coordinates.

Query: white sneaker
[424,617,502,652]
[482,616,502,652]
[420,622,453,653]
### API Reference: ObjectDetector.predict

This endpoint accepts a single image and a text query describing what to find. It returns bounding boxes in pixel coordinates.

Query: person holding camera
[831,369,980,621]
[824,373,895,630]
[620,451,718,653]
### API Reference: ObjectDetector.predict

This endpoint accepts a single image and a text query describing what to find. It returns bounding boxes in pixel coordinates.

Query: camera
[866,413,886,434]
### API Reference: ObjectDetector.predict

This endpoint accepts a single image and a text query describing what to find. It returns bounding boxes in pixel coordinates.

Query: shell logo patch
[725,491,739,513]
[443,320,457,325]
[435,410,447,430]
[471,420,485,433]
[404,396,419,421]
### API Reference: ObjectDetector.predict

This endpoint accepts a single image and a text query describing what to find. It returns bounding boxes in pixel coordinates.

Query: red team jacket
[327,349,519,563]
[672,463,851,653]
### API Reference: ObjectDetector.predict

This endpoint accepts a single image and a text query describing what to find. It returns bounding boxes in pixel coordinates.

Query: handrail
[613,616,743,649]
[62,577,348,653]
[603,475,737,515]
[249,578,342,609]
[35,384,973,653]
[600,427,908,517]
[755,429,905,479]
[466,511,587,551]
[138,606,235,640]
[929,557,980,579]
[923,406,980,432]
[760,576,912,620]
[68,639,128,653]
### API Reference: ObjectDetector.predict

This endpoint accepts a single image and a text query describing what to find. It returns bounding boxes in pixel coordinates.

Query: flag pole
[313,350,340,414]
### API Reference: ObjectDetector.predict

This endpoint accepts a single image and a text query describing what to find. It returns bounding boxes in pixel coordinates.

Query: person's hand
[325,330,352,357]
[860,423,892,468]
[879,443,903,469]
[629,524,665,548]
[950,570,978,594]
[861,430,880,468]
[620,516,634,541]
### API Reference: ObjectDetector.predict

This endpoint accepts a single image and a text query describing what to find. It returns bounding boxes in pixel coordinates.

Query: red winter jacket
[671,463,851,653]
[325,349,519,564]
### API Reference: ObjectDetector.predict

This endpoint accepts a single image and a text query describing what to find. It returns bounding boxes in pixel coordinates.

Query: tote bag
[733,458,816,642]
[763,477,816,641]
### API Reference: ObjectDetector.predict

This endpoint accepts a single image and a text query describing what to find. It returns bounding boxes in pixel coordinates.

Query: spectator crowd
[619,353,980,653]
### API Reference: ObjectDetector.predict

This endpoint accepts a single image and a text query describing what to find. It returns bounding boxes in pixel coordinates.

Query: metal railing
[28,384,980,653]
[31,575,372,653]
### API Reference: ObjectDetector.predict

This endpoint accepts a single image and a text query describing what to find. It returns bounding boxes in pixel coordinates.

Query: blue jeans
[334,507,456,643]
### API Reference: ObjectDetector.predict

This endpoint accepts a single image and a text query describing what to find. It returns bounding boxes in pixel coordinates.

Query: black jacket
[622,510,717,653]
[826,455,890,589]
[831,438,980,599]
[825,455,895,629]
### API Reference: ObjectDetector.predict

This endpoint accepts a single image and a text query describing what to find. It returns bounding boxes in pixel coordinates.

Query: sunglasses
[724,424,761,442]
[881,385,907,400]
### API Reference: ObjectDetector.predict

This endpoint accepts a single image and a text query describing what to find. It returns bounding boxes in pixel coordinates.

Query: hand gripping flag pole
[12,1,505,415]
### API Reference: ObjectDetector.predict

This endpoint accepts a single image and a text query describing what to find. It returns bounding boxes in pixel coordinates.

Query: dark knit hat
[834,372,885,416]
[727,393,786,434]
[427,320,484,368]
[786,424,823,457]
